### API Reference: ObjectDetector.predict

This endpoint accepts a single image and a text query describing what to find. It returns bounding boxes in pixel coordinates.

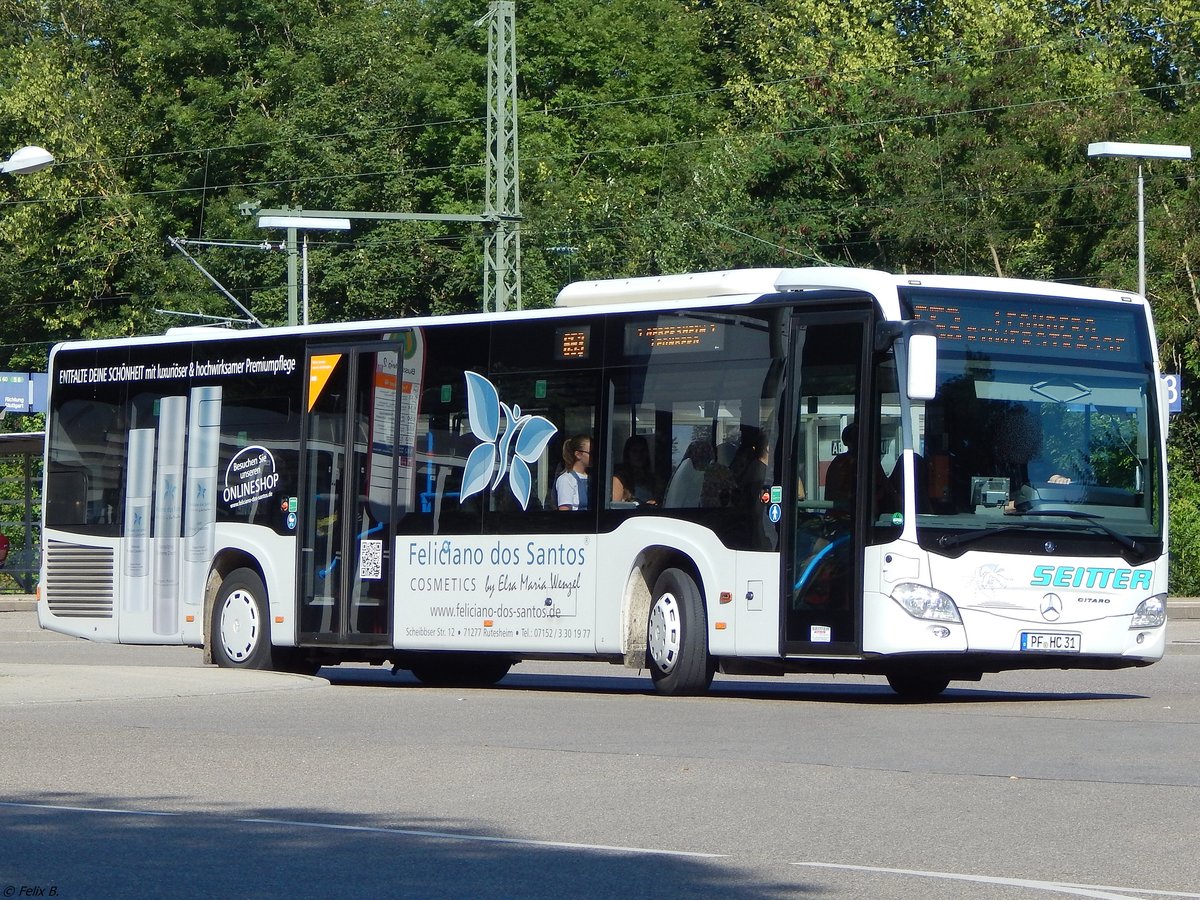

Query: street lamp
[1087,141,1192,297]
[243,203,498,313]
[256,214,352,326]
[1,145,54,176]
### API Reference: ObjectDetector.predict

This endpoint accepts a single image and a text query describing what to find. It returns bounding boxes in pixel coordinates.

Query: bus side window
[401,325,490,536]
[44,466,89,526]
[487,371,599,523]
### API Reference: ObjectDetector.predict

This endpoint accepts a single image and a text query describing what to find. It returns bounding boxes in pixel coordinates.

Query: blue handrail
[793,533,850,593]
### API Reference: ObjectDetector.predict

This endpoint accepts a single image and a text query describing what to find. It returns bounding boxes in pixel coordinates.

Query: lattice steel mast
[481,0,522,311]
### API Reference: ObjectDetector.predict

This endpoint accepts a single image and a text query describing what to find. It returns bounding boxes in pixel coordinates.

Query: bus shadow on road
[1,792,810,899]
[321,666,1143,704]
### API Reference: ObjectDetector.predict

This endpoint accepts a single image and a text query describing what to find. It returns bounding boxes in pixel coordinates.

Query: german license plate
[1021,632,1081,652]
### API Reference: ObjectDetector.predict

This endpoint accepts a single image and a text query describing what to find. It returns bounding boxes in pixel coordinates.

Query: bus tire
[211,568,273,670]
[647,568,714,696]
[410,654,512,687]
[465,657,513,686]
[886,670,950,699]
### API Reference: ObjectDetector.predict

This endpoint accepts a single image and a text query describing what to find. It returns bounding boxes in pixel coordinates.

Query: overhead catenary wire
[23,8,1200,176]
[5,5,1197,214]
[6,76,1194,216]
[0,10,1193,306]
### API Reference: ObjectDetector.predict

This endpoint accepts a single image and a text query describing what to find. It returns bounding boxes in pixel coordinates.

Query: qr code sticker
[360,539,383,580]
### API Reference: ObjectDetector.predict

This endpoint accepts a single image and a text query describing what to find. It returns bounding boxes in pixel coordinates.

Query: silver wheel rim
[648,593,682,673]
[219,589,260,662]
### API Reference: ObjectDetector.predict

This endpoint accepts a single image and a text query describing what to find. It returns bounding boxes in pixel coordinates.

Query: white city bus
[38,267,1169,696]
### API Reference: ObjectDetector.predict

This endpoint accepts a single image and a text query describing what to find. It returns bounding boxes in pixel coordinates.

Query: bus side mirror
[906,329,937,400]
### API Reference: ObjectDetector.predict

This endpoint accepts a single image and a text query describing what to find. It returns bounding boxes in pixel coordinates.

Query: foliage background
[2,0,1199,591]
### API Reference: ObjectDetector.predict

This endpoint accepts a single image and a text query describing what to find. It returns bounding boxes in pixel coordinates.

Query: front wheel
[886,670,950,699]
[646,568,714,696]
[211,568,273,669]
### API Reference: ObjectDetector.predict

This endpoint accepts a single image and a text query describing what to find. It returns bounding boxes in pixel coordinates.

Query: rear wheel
[211,568,273,670]
[886,670,950,699]
[410,654,512,686]
[647,568,714,696]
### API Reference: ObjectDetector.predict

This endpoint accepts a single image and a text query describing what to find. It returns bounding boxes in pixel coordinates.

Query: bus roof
[49,267,1144,356]
[555,267,1142,317]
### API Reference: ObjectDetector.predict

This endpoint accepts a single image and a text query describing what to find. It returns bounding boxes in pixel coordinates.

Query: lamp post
[257,214,352,326]
[1,145,54,176]
[1087,141,1192,297]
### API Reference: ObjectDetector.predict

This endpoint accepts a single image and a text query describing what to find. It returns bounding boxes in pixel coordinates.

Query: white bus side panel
[733,550,783,656]
[588,519,775,659]
[393,533,596,653]
[390,521,778,660]
[39,530,122,643]
[39,524,297,648]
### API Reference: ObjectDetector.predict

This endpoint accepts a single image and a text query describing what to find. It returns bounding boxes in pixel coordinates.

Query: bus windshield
[900,288,1161,546]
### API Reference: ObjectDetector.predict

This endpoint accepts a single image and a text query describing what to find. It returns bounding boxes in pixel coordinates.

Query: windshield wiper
[936,509,1146,556]
[936,526,1026,551]
[1007,504,1145,555]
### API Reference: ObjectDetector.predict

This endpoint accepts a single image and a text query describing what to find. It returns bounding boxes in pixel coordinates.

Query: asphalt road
[2,610,1198,899]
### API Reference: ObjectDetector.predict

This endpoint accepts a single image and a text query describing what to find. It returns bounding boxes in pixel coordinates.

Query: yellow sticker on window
[308,354,342,411]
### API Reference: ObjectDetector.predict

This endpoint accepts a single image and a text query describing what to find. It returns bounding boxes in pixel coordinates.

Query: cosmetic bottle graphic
[153,395,187,636]
[183,385,222,607]
[122,427,155,614]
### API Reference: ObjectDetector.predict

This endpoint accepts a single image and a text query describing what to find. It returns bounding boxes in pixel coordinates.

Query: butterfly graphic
[460,372,558,510]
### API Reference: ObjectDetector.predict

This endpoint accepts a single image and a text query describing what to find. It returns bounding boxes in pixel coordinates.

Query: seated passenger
[555,435,591,510]
[664,440,712,508]
[733,428,779,550]
[824,424,858,507]
[825,422,894,515]
[612,435,661,506]
[987,406,1072,510]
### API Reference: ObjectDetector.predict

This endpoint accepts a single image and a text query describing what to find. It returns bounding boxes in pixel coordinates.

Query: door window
[788,319,866,648]
[300,346,399,640]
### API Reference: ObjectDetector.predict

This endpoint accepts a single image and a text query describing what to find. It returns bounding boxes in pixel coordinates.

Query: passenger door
[784,313,870,653]
[299,344,400,644]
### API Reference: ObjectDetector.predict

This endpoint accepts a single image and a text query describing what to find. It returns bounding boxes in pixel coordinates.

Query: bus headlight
[890,583,962,623]
[1130,594,1166,628]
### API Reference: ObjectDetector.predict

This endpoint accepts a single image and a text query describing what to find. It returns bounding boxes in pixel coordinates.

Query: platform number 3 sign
[1163,374,1182,414]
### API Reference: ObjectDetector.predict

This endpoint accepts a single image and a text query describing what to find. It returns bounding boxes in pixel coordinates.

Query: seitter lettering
[1030,565,1152,591]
